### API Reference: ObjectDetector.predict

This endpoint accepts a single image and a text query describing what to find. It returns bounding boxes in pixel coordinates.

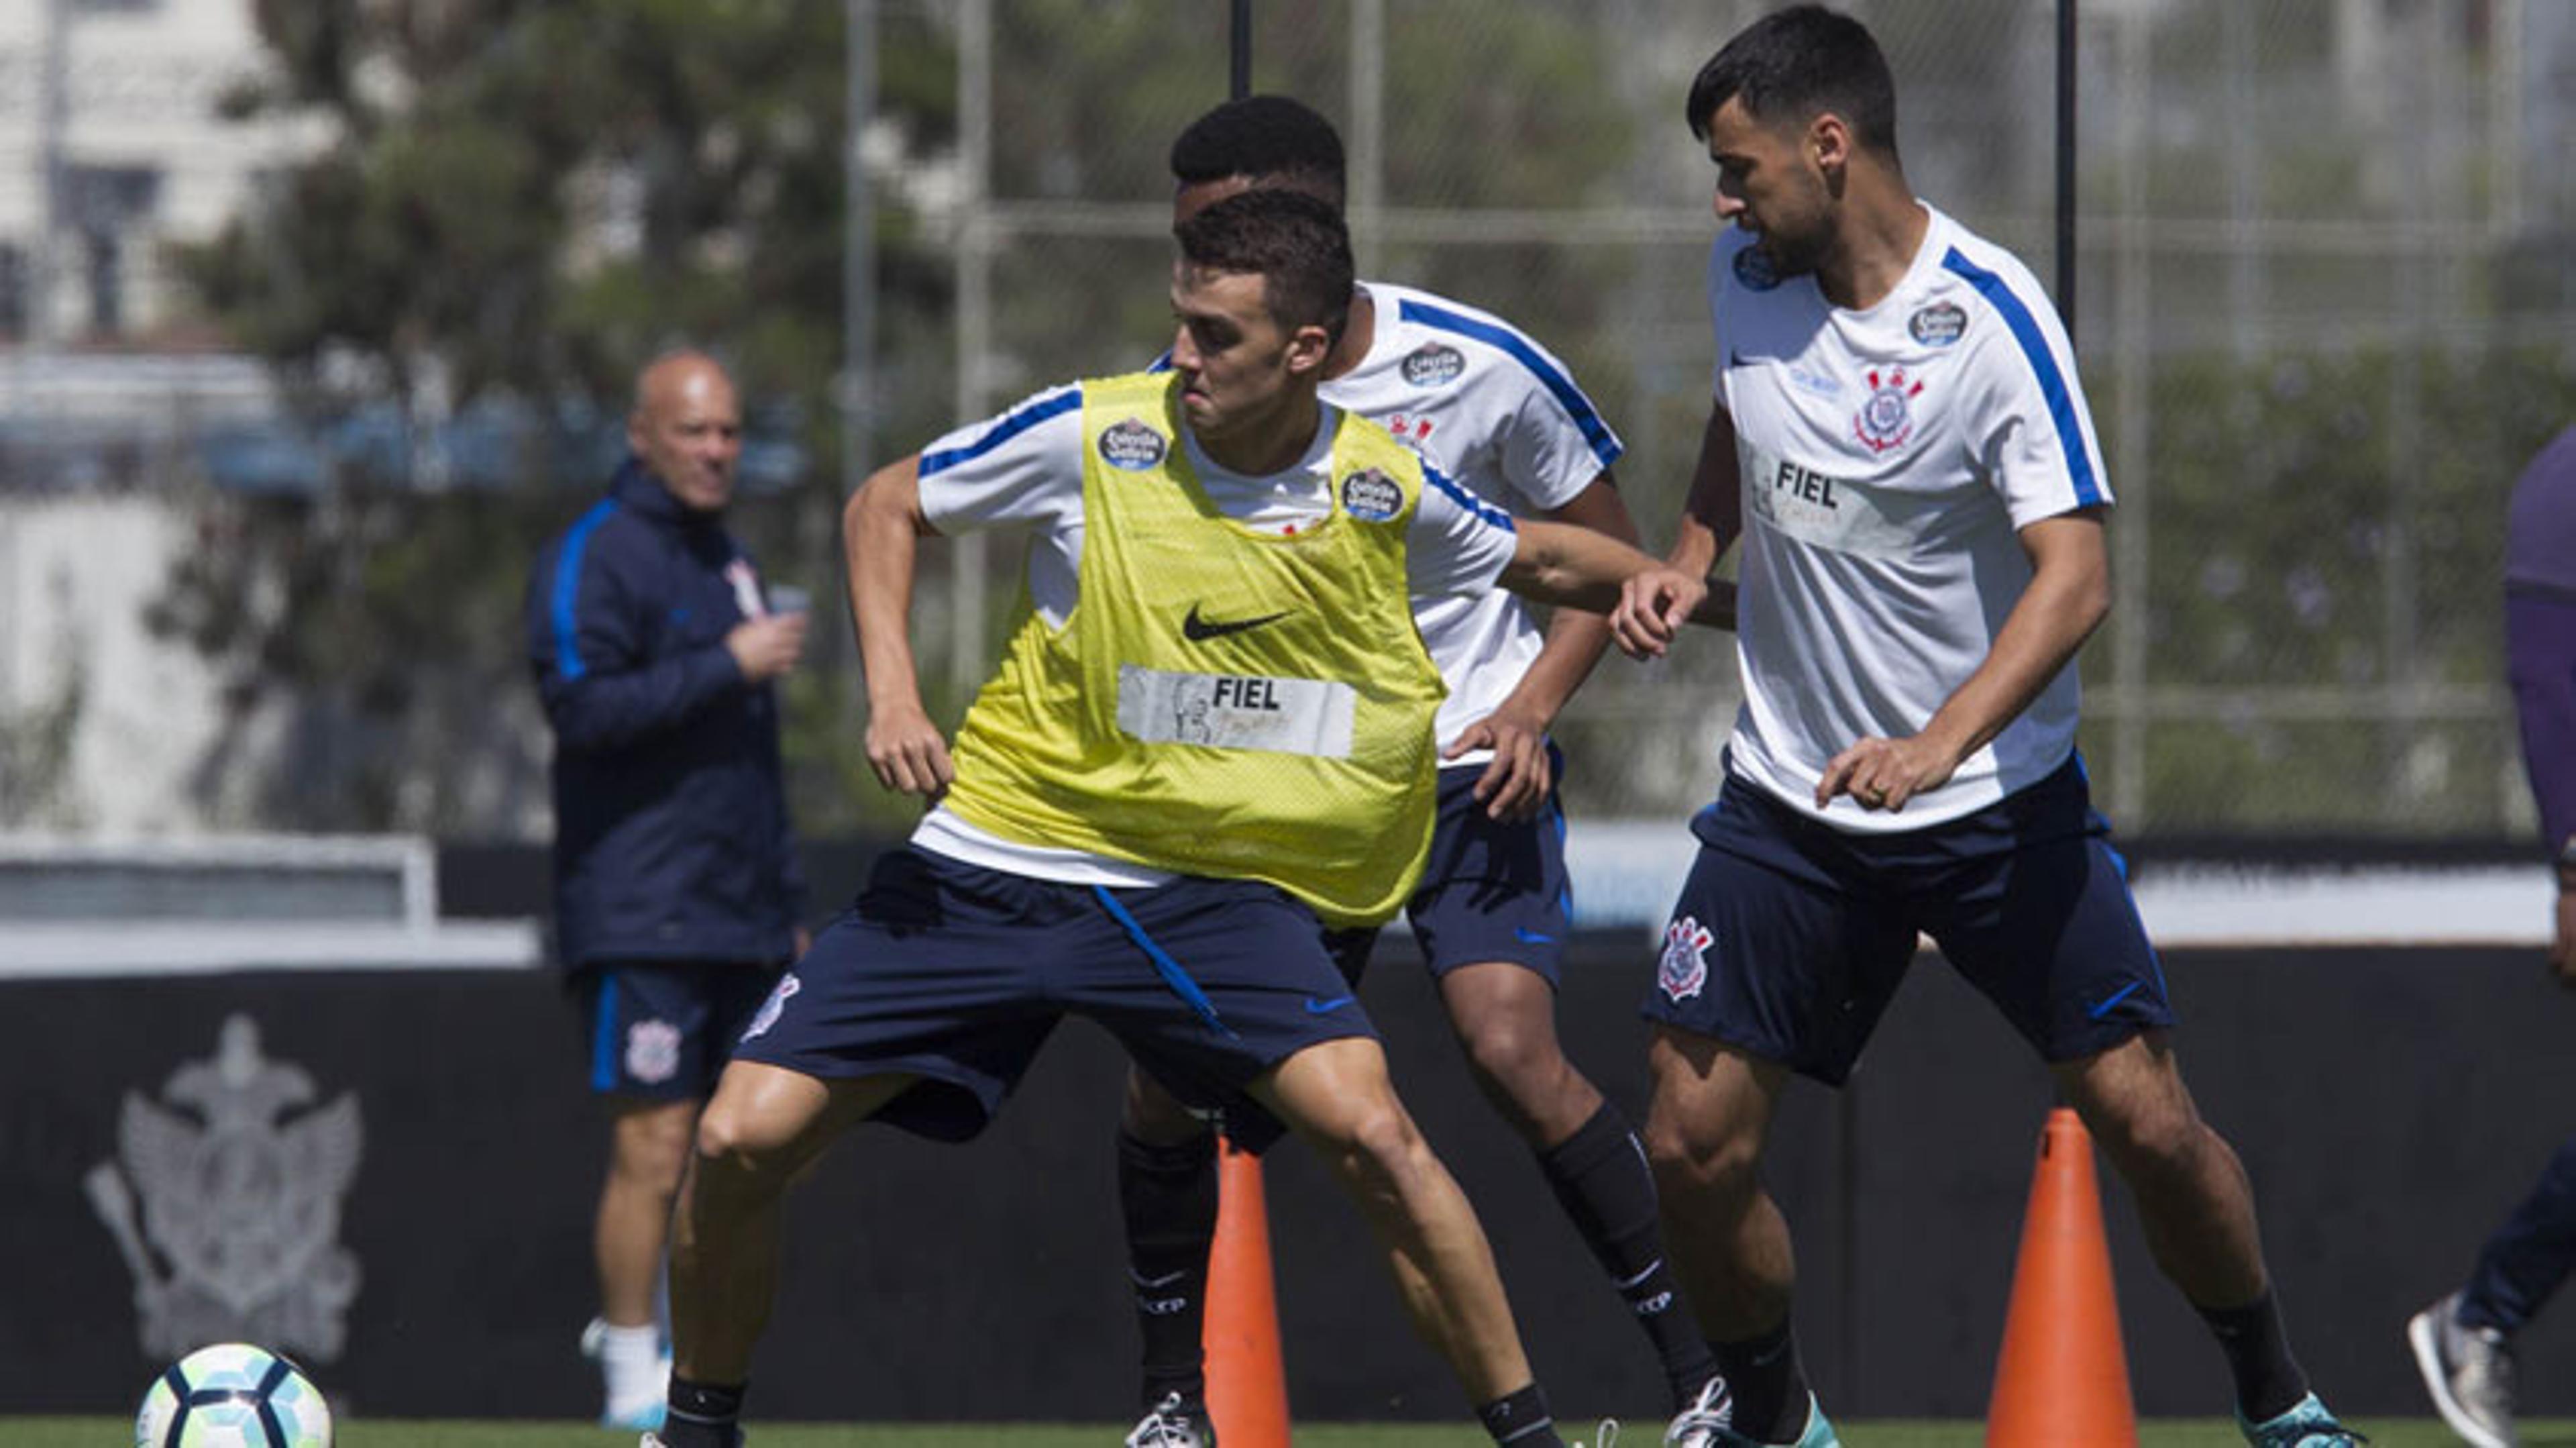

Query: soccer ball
[135,1343,333,1448]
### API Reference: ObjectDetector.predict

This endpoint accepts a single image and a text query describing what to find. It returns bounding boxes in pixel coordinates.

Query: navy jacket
[528,458,806,968]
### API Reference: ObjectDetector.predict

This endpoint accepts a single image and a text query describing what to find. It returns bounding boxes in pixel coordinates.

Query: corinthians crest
[86,1014,364,1363]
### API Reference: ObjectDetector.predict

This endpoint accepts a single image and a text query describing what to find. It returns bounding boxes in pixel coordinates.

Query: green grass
[36,1420,2576,1447]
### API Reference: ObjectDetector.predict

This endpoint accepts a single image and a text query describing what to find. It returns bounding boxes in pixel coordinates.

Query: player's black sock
[1477,1382,1566,1446]
[1537,1100,1720,1410]
[662,1377,745,1447]
[2196,1289,2310,1423]
[1118,1127,1219,1412]
[1710,1316,1808,1445]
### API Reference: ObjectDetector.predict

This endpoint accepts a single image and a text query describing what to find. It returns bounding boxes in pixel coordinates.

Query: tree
[167,0,957,835]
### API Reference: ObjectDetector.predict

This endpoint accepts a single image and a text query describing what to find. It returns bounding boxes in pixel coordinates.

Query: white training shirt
[1319,282,1623,758]
[1711,202,2112,832]
[904,381,1521,884]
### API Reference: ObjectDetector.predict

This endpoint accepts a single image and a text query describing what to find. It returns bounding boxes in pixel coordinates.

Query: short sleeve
[1499,340,1623,512]
[1943,256,2113,529]
[916,384,1087,535]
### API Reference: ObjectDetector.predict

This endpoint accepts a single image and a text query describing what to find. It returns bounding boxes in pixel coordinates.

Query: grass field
[32,1419,2576,1446]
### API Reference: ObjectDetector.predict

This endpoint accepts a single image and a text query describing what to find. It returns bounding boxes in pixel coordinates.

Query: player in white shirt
[1104,97,1721,1445]
[1616,10,2356,1448]
[655,191,1705,1448]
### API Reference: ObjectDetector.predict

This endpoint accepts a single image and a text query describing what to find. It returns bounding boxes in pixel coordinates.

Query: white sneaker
[582,1316,672,1429]
[2409,1292,2517,1448]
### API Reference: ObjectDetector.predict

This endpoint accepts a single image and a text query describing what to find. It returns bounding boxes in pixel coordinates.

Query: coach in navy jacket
[525,349,809,1428]
[530,383,807,968]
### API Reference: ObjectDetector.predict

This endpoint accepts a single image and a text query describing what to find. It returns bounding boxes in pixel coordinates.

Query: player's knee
[619,1116,695,1191]
[1644,1110,1760,1208]
[1320,1098,1432,1195]
[1458,1015,1564,1098]
[2081,1089,2204,1176]
[692,1098,798,1178]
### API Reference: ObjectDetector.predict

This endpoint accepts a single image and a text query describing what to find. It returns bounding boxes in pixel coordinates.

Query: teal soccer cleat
[1662,1380,1837,1448]
[2239,1391,2365,1447]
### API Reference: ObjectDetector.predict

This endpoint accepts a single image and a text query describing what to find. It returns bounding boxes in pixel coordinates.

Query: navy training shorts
[1643,756,2173,1084]
[577,959,787,1100]
[731,848,1377,1152]
[1397,756,1576,985]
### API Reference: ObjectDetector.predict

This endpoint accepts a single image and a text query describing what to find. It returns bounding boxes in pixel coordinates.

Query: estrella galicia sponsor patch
[1339,466,1403,522]
[1732,244,1781,291]
[1400,342,1466,387]
[1909,301,1969,347]
[1097,417,1168,471]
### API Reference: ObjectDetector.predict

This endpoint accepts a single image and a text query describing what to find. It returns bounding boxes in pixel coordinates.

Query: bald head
[628,350,743,512]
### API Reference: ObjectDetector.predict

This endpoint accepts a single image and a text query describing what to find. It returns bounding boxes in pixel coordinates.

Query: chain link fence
[910,0,2576,838]
[7,0,2573,841]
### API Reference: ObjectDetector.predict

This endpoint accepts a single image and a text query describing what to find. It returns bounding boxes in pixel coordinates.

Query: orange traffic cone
[1203,1135,1291,1447]
[1986,1107,2137,1447]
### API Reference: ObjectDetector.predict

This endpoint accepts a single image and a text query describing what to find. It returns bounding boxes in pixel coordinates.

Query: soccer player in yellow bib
[643,190,1711,1448]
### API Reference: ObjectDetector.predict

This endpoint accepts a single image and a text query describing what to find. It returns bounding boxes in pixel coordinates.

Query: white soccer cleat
[1124,1390,1214,1447]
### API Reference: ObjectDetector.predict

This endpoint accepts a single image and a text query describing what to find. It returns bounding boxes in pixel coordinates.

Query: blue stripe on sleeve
[1938,248,2104,507]
[1396,298,1621,468]
[551,498,620,683]
[1424,459,1515,533]
[920,386,1084,478]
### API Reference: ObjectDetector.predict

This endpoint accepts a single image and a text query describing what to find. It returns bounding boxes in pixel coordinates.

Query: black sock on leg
[1478,1382,1565,1446]
[661,1378,745,1447]
[1710,1316,1809,1445]
[2196,1290,2310,1423]
[1118,1128,1219,1412]
[1536,1100,1720,1409]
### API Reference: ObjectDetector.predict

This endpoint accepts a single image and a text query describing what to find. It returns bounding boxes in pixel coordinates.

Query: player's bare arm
[843,454,955,798]
[1668,399,1747,578]
[1448,472,1640,821]
[1499,519,1705,660]
[1818,507,2111,813]
[1609,400,1744,650]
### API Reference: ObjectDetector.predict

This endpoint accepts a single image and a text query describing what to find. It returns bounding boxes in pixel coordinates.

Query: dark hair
[1684,4,1899,157]
[1173,189,1354,345]
[1169,95,1348,209]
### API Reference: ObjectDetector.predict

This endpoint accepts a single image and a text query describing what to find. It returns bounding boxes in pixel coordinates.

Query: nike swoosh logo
[1303,994,1355,1015]
[1130,1269,1187,1288]
[2088,980,2145,1020]
[1513,927,1556,945]
[1183,604,1291,641]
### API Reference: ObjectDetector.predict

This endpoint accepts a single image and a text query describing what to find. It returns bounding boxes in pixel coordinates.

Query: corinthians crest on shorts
[1660,917,1713,1001]
[87,1014,363,1363]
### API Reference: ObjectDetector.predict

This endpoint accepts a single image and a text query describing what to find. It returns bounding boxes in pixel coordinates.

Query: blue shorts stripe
[1396,298,1623,468]
[551,498,619,682]
[921,386,1082,477]
[1090,885,1236,1038]
[1938,248,2104,507]
[590,972,619,1091]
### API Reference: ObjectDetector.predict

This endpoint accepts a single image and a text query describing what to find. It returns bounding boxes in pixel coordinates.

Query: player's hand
[865,700,954,799]
[1446,705,1552,822]
[2553,888,2575,988]
[1611,568,1707,659]
[1817,733,1961,813]
[727,613,810,682]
